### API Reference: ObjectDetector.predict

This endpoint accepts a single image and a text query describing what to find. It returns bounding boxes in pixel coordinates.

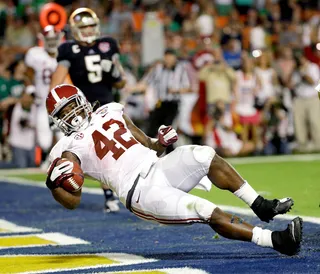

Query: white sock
[233,181,259,206]
[251,226,273,248]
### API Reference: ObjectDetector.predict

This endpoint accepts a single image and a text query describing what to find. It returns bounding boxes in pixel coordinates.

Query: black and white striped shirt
[143,61,191,101]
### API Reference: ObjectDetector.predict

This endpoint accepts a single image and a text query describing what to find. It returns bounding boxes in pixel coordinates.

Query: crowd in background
[1,0,320,168]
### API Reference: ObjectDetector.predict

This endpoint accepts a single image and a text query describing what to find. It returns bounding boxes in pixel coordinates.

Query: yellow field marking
[0,235,55,247]
[0,253,157,274]
[97,268,209,274]
[0,232,89,250]
[0,219,41,234]
[1,254,116,273]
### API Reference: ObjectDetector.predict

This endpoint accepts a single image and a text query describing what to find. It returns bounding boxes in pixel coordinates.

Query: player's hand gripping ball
[46,158,84,192]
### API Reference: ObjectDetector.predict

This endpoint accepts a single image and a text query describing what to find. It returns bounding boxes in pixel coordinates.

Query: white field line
[0,232,89,250]
[37,232,89,245]
[0,176,319,225]
[0,219,41,234]
[95,268,209,274]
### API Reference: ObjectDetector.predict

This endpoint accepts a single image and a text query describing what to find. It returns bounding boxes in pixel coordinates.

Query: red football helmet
[39,25,64,54]
[46,84,92,135]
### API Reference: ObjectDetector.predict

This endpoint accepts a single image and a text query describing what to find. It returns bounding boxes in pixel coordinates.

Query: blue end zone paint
[0,181,319,273]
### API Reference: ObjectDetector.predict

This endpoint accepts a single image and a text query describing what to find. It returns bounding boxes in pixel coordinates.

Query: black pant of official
[147,100,179,153]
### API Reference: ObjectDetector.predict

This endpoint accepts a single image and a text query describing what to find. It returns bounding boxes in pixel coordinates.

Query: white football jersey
[49,103,158,203]
[25,47,57,102]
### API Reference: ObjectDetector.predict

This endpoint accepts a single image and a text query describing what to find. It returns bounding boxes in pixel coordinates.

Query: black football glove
[46,157,74,190]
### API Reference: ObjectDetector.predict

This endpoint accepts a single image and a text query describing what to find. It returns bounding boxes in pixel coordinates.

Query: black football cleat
[251,196,294,223]
[272,217,303,256]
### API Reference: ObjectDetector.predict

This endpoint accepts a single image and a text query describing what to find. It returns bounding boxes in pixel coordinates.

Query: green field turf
[5,160,320,217]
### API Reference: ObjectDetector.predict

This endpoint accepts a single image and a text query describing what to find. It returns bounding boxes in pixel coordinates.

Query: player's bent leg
[207,153,293,222]
[158,145,216,192]
[130,183,216,225]
[209,207,253,241]
[209,207,303,256]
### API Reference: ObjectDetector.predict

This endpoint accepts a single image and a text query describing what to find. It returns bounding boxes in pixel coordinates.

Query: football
[57,158,84,192]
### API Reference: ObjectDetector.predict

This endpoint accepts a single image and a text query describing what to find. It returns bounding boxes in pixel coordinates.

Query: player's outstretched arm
[49,64,69,91]
[123,115,178,156]
[46,151,82,210]
[51,188,81,210]
[123,114,166,156]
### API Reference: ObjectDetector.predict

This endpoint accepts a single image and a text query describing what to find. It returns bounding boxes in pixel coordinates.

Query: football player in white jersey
[24,25,64,154]
[45,84,302,256]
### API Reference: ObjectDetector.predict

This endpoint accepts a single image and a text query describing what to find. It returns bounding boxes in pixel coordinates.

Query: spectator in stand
[0,66,11,160]
[250,17,267,51]
[106,0,133,37]
[3,14,35,50]
[198,47,236,116]
[291,53,320,152]
[0,58,26,112]
[182,4,199,38]
[278,22,302,50]
[215,0,233,16]
[274,46,296,138]
[205,100,255,157]
[222,37,242,70]
[234,55,261,150]
[0,88,36,168]
[304,43,320,68]
[254,50,279,110]
[196,3,215,38]
[234,0,254,15]
[264,102,290,155]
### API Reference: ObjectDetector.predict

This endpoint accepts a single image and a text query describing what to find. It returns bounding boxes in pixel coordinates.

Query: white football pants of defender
[130,145,217,224]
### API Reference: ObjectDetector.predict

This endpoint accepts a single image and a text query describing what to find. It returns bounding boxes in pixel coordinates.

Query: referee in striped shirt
[129,49,192,140]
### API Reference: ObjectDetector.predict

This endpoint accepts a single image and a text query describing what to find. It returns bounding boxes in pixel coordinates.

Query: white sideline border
[1,176,319,225]
[0,219,41,234]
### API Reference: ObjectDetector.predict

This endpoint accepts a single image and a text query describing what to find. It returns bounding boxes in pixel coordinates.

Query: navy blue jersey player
[50,8,126,212]
[50,7,126,105]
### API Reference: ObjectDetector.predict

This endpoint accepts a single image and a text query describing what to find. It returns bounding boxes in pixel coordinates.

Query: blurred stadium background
[0,0,319,273]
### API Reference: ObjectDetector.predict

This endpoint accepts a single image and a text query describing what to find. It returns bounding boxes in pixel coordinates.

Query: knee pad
[194,198,217,221]
[193,146,216,165]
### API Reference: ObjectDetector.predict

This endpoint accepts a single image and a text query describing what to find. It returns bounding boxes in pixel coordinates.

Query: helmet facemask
[70,10,100,44]
[43,35,63,54]
[51,94,92,135]
[73,24,100,44]
[38,26,63,55]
